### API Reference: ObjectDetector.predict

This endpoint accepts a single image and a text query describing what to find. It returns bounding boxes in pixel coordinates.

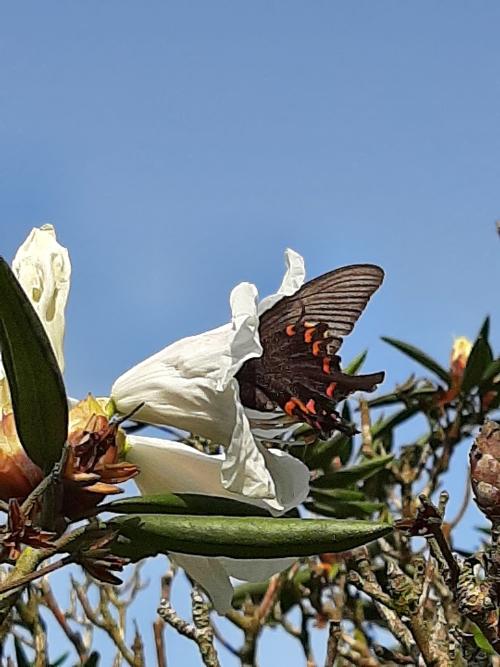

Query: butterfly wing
[259,264,385,356]
[237,264,385,437]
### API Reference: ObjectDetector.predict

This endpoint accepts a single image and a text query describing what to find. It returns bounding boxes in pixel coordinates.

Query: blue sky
[1,2,500,664]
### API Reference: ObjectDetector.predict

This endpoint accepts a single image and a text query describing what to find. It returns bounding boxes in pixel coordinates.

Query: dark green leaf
[306,498,385,519]
[310,455,394,490]
[299,433,352,471]
[462,337,493,394]
[344,350,367,375]
[50,654,69,667]
[0,259,67,472]
[381,337,450,384]
[83,653,100,667]
[310,488,365,501]
[367,386,437,408]
[478,316,490,342]
[480,358,500,387]
[371,406,421,440]
[110,515,392,559]
[103,493,270,517]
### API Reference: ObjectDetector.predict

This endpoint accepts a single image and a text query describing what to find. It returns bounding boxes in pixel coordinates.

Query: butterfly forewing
[259,264,384,355]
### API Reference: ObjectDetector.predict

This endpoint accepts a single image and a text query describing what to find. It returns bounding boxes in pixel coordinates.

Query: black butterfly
[236,264,384,438]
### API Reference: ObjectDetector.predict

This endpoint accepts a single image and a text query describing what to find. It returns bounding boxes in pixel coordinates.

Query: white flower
[126,435,306,613]
[0,225,70,411]
[11,224,71,372]
[111,249,309,509]
[0,225,70,498]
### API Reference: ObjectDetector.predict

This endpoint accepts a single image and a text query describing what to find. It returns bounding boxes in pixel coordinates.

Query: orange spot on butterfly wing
[304,328,316,343]
[306,399,316,414]
[312,341,322,356]
[284,396,311,418]
[326,382,337,398]
[322,357,331,374]
[285,324,296,337]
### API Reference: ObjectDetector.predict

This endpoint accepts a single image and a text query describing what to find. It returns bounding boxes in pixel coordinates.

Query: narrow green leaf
[462,337,493,394]
[0,259,67,472]
[480,358,500,386]
[103,493,270,517]
[300,433,352,471]
[110,515,392,559]
[381,337,450,384]
[344,350,367,375]
[83,653,100,667]
[310,454,394,490]
[371,406,421,439]
[478,316,490,342]
[367,386,436,408]
[305,499,385,519]
[310,488,365,501]
[471,623,495,655]
[50,654,70,667]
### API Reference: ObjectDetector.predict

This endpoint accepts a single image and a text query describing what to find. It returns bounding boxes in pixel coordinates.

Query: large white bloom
[126,435,305,613]
[11,224,71,372]
[111,249,309,508]
[0,226,70,496]
[0,225,70,407]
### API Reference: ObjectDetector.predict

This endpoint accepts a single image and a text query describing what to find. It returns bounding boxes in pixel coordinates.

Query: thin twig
[324,619,341,667]
[39,578,87,661]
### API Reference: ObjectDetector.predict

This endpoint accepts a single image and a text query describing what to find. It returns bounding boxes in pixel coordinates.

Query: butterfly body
[236,263,385,438]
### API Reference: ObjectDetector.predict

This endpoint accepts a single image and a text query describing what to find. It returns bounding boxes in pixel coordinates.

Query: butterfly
[236,264,384,438]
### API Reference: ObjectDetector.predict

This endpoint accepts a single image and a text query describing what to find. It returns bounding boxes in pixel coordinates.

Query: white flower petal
[168,553,234,614]
[258,248,305,314]
[11,225,71,372]
[170,552,297,614]
[221,382,277,500]
[112,326,236,444]
[217,282,261,391]
[220,556,298,584]
[126,435,309,515]
[112,249,307,507]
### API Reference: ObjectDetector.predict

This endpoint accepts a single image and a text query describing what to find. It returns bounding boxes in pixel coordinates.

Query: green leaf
[371,406,421,439]
[103,493,270,517]
[381,337,450,384]
[300,432,352,471]
[310,454,394,490]
[83,653,100,667]
[478,316,490,341]
[306,499,385,519]
[471,623,496,655]
[0,259,67,472]
[310,488,365,501]
[480,358,500,386]
[344,350,367,375]
[367,386,436,408]
[110,515,392,559]
[50,654,70,667]
[462,337,493,394]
